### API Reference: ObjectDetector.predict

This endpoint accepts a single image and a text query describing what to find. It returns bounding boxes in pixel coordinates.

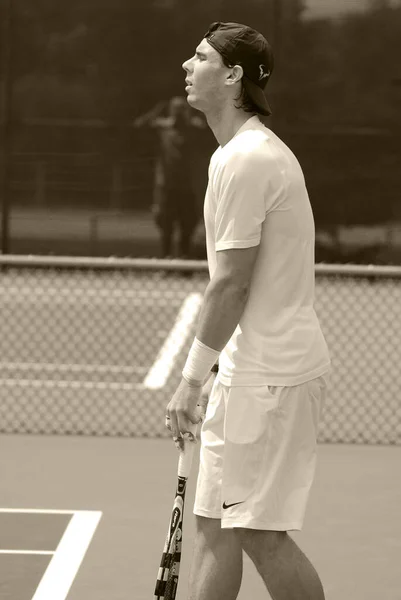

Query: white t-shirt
[204,116,330,387]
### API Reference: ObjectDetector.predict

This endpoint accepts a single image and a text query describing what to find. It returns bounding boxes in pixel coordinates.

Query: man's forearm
[196,277,249,351]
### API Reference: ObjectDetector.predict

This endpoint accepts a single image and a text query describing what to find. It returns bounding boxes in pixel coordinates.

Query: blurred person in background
[165,21,331,600]
[134,96,205,259]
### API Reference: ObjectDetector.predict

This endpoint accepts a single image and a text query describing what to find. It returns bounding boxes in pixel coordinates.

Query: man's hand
[198,371,216,422]
[165,378,202,451]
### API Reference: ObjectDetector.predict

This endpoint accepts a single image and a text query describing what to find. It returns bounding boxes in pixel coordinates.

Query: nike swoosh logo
[222,501,244,509]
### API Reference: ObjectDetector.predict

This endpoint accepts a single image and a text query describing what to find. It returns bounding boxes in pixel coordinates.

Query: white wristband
[182,337,220,386]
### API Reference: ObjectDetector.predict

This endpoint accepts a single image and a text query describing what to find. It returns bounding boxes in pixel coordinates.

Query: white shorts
[193,374,329,531]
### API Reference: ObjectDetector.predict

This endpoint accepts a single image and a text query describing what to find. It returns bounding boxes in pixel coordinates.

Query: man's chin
[186,93,204,113]
[186,91,195,105]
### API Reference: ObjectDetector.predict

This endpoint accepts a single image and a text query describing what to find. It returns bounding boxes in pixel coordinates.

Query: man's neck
[206,106,257,147]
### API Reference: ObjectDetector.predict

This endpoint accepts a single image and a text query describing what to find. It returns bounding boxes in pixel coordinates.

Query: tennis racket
[154,427,197,600]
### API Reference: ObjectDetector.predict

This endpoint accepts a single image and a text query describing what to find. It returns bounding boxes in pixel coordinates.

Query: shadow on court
[0,434,400,600]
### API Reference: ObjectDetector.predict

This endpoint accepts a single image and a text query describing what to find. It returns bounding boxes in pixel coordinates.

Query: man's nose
[182,57,193,73]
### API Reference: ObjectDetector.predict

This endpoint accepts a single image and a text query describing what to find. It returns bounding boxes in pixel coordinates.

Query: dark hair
[220,54,259,114]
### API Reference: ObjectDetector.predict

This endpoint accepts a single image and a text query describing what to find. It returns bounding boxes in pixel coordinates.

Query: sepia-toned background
[1,0,400,262]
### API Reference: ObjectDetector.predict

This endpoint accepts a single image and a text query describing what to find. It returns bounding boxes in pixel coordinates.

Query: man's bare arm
[165,245,260,448]
[196,245,260,351]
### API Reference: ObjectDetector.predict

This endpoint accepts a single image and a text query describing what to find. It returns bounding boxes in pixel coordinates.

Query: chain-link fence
[0,256,400,444]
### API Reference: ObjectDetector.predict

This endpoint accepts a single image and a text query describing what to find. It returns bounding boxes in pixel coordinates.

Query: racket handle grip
[178,423,198,478]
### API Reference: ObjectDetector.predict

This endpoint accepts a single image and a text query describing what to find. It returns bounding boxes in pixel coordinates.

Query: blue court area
[1,434,400,600]
[0,507,102,600]
[0,511,56,598]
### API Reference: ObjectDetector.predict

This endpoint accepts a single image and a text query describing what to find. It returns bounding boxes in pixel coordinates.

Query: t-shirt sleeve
[214,150,282,252]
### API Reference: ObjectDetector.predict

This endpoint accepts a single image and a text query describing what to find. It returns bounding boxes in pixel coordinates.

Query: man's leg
[177,215,197,259]
[153,187,175,258]
[177,190,200,259]
[235,528,325,600]
[188,516,243,600]
[177,225,193,259]
[160,223,174,258]
[154,211,174,258]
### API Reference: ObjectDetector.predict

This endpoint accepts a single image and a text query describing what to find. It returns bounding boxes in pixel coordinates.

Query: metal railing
[0,255,400,444]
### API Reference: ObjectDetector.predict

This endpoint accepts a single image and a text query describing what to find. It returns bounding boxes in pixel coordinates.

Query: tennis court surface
[1,435,400,600]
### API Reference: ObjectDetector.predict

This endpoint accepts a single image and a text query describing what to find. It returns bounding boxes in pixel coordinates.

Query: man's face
[182,38,229,113]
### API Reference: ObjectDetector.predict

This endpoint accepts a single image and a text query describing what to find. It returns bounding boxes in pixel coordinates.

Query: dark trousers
[153,187,199,258]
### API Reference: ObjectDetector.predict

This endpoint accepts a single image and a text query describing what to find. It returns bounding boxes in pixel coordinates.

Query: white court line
[32,510,102,600]
[0,550,54,556]
[0,508,75,514]
[143,292,203,390]
[0,379,142,391]
[0,362,145,375]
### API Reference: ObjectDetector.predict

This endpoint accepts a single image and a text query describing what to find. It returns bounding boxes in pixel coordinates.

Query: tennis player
[165,21,331,600]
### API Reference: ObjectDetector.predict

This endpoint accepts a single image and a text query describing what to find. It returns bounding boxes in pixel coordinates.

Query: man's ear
[227,64,244,85]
